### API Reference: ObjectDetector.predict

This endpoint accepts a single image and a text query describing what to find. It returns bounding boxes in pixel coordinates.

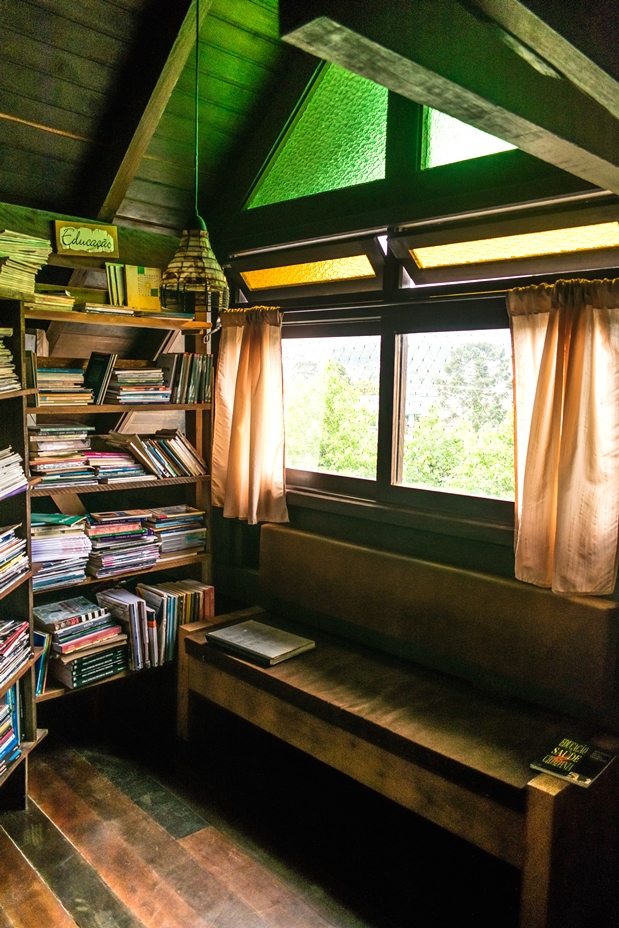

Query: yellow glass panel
[241,254,375,290]
[410,222,619,269]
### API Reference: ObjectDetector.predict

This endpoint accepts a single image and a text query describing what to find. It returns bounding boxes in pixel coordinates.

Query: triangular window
[246,64,388,209]
[421,106,516,169]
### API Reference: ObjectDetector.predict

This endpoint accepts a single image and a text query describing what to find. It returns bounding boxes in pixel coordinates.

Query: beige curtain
[507,279,619,594]
[211,308,289,525]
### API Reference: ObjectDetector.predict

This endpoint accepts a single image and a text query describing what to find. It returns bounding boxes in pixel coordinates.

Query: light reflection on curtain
[507,279,619,594]
[211,308,289,525]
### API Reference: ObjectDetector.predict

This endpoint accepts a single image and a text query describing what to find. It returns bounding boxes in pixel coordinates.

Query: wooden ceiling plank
[280,0,619,194]
[79,0,212,223]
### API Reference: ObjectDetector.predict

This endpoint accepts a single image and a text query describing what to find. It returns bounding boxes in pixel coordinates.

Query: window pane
[247,65,388,209]
[398,330,514,500]
[421,107,515,170]
[282,335,380,479]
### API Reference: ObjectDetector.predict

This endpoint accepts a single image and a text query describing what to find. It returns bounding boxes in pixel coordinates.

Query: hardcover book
[530,736,617,787]
[206,619,315,666]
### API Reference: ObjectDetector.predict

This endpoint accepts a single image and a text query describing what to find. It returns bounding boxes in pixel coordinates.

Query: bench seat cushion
[185,611,588,805]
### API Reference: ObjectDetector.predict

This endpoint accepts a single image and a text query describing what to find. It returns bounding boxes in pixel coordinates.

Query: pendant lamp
[161,0,229,319]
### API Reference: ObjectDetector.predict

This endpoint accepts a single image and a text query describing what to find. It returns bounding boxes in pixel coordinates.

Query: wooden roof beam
[280,0,619,195]
[78,0,211,223]
[469,0,619,122]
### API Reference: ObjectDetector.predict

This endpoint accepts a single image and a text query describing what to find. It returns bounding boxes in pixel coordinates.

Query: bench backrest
[259,524,619,717]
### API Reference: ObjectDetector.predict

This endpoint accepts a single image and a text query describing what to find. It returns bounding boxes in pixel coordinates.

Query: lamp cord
[194,0,200,218]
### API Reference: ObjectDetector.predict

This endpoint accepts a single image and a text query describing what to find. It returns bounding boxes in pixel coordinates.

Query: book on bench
[530,735,616,787]
[205,619,315,666]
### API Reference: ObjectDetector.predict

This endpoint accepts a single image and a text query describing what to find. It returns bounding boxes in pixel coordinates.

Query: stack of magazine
[85,510,160,579]
[0,230,52,293]
[31,513,92,591]
[0,524,29,595]
[85,450,150,484]
[0,328,20,393]
[28,422,97,489]
[34,595,129,691]
[0,446,28,501]
[104,367,171,404]
[145,505,206,557]
[36,366,93,406]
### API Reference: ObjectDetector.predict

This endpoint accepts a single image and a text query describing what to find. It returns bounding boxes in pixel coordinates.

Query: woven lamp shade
[161,225,230,317]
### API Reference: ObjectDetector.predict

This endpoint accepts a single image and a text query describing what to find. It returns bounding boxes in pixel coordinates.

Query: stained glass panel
[421,106,515,170]
[246,65,388,209]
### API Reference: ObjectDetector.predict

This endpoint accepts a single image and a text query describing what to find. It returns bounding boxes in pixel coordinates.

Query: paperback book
[530,736,617,787]
[205,619,315,666]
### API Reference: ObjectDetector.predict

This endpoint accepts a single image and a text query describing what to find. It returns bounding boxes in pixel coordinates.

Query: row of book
[29,350,212,408]
[160,352,213,404]
[0,620,32,690]
[106,429,208,480]
[33,578,214,691]
[31,505,206,592]
[0,230,51,293]
[0,685,21,776]
[0,327,20,394]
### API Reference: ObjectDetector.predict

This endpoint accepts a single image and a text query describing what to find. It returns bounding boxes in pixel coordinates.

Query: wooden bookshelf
[24,308,210,331]
[0,294,213,793]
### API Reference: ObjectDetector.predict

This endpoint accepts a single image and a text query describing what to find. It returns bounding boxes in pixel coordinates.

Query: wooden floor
[0,670,521,928]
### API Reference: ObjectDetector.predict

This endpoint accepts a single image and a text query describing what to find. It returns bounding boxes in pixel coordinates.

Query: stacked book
[23,289,75,312]
[0,524,29,595]
[160,353,213,404]
[31,513,92,591]
[85,451,150,484]
[146,505,207,557]
[33,595,125,684]
[36,366,93,406]
[0,230,52,293]
[85,509,160,580]
[135,578,215,663]
[0,327,21,394]
[29,423,97,490]
[105,429,208,480]
[0,619,32,689]
[104,367,171,404]
[0,686,21,775]
[0,447,28,501]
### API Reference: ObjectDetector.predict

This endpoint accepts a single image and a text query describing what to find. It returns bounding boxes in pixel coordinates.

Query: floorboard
[0,671,521,928]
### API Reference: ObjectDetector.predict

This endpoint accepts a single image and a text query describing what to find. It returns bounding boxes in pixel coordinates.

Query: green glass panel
[246,65,388,209]
[421,106,516,170]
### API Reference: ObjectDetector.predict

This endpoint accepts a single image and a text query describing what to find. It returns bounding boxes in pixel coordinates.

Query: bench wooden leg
[521,768,619,928]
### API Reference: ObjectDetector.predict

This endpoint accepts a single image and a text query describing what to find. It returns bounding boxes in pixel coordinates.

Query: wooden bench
[178,524,619,928]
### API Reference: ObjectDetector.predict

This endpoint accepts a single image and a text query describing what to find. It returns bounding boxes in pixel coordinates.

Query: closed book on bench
[530,736,616,787]
[205,619,315,666]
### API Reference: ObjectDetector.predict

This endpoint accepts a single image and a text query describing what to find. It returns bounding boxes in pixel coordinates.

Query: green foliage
[403,340,514,499]
[285,358,377,477]
[435,341,512,430]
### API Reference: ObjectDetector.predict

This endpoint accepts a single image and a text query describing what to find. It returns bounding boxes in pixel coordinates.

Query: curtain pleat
[211,309,289,525]
[508,279,619,594]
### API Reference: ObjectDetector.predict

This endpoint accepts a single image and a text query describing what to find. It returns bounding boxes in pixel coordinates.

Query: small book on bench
[205,619,315,666]
[530,735,616,787]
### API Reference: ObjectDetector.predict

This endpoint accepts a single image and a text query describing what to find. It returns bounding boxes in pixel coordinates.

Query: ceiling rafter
[77,0,212,223]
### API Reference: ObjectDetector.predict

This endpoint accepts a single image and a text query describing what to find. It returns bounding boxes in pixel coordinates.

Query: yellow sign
[54,220,119,258]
